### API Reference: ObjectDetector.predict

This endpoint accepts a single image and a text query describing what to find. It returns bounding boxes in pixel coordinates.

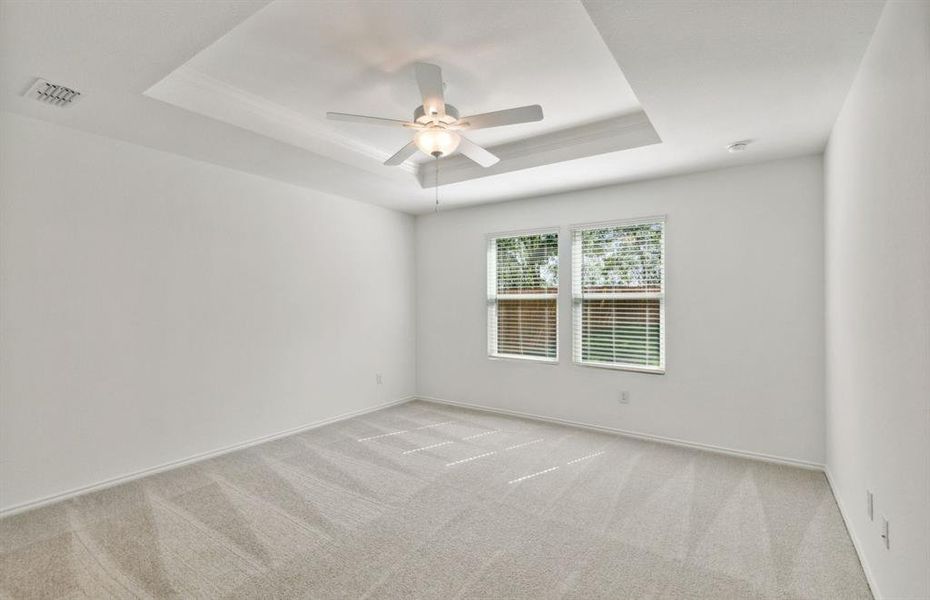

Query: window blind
[572,218,665,372]
[487,231,559,361]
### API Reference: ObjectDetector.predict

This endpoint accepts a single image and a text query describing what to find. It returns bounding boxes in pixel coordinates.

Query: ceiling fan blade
[415,62,446,117]
[460,105,543,130]
[457,136,499,168]
[384,141,419,166]
[327,112,412,127]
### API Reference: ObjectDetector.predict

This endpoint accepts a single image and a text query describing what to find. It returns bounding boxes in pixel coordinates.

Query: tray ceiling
[145,0,652,185]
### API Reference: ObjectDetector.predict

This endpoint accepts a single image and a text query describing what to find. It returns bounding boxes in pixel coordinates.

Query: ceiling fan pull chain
[434,155,440,213]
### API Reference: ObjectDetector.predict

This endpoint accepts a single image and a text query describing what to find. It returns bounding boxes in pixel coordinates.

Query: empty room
[1,0,928,598]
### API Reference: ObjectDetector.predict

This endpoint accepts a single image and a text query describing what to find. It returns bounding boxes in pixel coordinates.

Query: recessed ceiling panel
[145,0,643,177]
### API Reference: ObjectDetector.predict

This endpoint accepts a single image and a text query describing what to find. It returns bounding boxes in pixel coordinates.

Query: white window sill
[573,360,665,375]
[488,353,559,365]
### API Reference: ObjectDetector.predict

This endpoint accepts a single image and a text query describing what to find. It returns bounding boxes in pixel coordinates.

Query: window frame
[571,216,667,374]
[486,227,561,364]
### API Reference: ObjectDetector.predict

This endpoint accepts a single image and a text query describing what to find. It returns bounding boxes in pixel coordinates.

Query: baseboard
[0,395,416,518]
[417,395,825,471]
[824,468,882,599]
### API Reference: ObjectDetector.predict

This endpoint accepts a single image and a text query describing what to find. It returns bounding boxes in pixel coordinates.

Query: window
[572,218,665,372]
[487,230,559,361]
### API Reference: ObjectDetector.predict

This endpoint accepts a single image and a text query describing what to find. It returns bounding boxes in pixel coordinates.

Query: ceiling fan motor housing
[415,104,459,124]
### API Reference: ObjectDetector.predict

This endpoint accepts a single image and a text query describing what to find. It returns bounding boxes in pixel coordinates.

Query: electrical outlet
[375,374,383,385]
[867,490,874,521]
[881,517,890,549]
[619,391,630,404]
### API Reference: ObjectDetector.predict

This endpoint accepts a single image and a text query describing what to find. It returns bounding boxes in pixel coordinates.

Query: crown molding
[416,111,661,187]
[145,67,659,186]
[145,66,419,176]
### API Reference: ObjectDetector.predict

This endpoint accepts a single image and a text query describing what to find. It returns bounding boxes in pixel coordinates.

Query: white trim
[0,396,416,518]
[571,216,667,372]
[579,291,663,300]
[572,360,665,374]
[145,65,419,175]
[486,226,560,240]
[495,293,557,301]
[417,395,824,471]
[824,468,882,600]
[570,213,668,231]
[488,353,559,365]
[418,112,660,188]
[487,229,561,362]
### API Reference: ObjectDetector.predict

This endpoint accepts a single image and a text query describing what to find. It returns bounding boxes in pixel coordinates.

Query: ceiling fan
[326,63,543,168]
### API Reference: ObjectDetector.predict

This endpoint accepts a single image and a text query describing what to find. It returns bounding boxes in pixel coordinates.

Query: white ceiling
[144,0,646,187]
[0,0,885,214]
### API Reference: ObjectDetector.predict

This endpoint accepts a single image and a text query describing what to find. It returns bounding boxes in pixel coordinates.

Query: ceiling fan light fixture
[327,63,543,174]
[415,128,461,157]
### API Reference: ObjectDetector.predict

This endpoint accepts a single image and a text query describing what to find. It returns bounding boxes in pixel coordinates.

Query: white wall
[0,112,417,513]
[417,155,825,465]
[824,1,930,598]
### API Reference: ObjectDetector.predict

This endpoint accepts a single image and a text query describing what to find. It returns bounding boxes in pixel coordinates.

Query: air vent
[24,78,81,107]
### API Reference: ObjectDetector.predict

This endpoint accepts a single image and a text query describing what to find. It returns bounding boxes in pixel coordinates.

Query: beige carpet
[1,400,871,599]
